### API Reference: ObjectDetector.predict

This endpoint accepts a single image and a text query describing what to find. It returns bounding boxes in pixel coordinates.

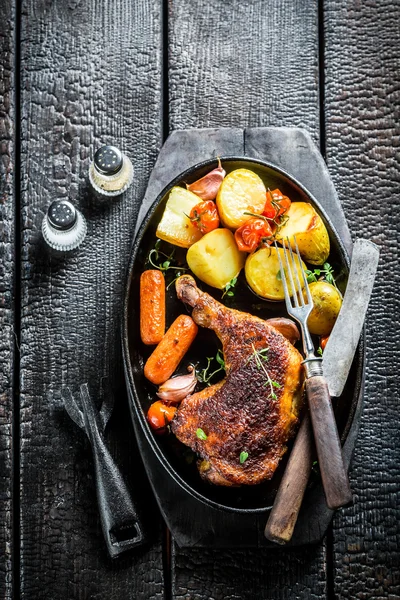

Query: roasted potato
[156,186,203,248]
[307,281,342,335]
[245,247,306,301]
[187,228,245,289]
[216,169,266,229]
[276,202,330,265]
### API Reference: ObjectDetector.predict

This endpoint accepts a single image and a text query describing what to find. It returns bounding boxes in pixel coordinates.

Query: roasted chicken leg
[172,275,304,486]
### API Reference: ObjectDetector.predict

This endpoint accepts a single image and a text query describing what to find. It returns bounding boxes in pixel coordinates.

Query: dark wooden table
[1,1,399,598]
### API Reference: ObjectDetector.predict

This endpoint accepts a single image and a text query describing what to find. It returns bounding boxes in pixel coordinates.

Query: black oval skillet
[122,157,363,514]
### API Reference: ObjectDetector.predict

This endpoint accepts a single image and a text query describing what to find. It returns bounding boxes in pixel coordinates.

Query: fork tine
[274,241,292,312]
[294,236,312,305]
[282,239,300,308]
[287,238,304,307]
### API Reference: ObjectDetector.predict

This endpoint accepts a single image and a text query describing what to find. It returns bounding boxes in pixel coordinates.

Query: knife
[264,238,379,544]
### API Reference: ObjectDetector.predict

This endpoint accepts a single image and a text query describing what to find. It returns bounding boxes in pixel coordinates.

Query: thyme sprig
[305,263,337,288]
[166,271,184,290]
[247,343,281,400]
[243,210,288,232]
[196,350,226,386]
[221,276,237,299]
[147,239,189,274]
[243,205,289,240]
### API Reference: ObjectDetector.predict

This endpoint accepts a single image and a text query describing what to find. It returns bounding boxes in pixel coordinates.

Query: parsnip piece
[156,186,203,248]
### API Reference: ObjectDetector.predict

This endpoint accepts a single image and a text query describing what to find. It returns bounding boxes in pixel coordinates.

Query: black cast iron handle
[63,383,146,557]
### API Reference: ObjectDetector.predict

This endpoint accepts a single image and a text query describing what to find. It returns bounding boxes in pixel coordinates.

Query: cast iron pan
[122,157,363,514]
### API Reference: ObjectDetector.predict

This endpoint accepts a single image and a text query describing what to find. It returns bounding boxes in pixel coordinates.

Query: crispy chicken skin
[171,275,304,486]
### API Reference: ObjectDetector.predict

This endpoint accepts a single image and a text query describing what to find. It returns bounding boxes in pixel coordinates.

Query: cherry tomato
[263,189,291,220]
[189,200,220,235]
[320,335,329,351]
[234,218,274,253]
[147,401,177,434]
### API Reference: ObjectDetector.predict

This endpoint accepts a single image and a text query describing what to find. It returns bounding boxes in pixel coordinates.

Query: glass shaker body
[42,200,87,252]
[89,145,133,198]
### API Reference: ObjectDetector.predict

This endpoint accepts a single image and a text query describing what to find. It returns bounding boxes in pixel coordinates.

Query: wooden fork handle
[306,375,352,510]
[264,413,313,544]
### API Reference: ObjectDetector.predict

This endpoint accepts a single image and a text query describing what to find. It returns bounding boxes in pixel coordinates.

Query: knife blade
[265,238,379,544]
[323,238,380,397]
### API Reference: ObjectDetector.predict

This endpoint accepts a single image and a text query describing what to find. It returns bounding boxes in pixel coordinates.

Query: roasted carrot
[144,315,198,385]
[140,270,166,345]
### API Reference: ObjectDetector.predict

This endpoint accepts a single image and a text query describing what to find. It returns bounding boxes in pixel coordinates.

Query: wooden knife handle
[264,413,313,544]
[306,375,352,510]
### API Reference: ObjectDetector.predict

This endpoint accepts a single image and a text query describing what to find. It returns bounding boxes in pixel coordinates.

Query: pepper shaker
[42,199,87,252]
[89,145,133,198]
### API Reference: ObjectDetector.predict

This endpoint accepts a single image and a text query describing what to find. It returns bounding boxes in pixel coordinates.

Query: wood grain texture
[306,376,352,510]
[168,0,320,140]
[168,1,328,597]
[0,1,15,598]
[324,0,400,597]
[171,546,328,600]
[19,0,164,598]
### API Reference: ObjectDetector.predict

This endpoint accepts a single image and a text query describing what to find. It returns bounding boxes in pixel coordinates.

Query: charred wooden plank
[324,1,400,597]
[19,0,164,597]
[0,1,16,597]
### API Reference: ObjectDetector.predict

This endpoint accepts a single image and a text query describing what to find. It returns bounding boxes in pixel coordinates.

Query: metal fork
[275,238,352,510]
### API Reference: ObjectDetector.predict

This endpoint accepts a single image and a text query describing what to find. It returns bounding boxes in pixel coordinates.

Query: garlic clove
[265,317,300,345]
[187,159,226,201]
[157,365,197,404]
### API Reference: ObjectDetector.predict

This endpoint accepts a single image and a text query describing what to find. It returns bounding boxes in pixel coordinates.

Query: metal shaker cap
[47,199,77,230]
[93,146,123,176]
[42,200,87,252]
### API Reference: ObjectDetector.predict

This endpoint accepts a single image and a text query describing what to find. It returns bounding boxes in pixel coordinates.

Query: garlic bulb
[186,159,226,200]
[157,365,197,404]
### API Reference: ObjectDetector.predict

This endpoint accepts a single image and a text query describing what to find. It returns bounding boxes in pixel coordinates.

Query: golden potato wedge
[307,281,342,335]
[187,228,245,289]
[216,169,266,229]
[245,247,306,301]
[156,186,203,248]
[276,202,330,265]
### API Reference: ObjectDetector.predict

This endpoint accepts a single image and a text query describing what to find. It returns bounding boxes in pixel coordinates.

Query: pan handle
[90,426,146,558]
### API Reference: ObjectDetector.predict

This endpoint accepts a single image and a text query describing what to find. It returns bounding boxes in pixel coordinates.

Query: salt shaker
[88,145,133,198]
[42,199,87,252]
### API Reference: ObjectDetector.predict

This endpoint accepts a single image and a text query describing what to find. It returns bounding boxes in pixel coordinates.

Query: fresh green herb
[240,451,249,464]
[247,344,281,400]
[196,350,226,386]
[147,240,188,274]
[276,269,282,281]
[222,276,238,299]
[317,346,323,356]
[166,271,183,290]
[244,211,271,223]
[215,350,225,367]
[305,263,337,288]
[196,428,208,441]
